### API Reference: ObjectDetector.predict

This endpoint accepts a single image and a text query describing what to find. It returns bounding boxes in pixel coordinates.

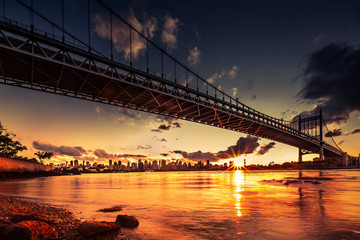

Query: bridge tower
[298,110,324,164]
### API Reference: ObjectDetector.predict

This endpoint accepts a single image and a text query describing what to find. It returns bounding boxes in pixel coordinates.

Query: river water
[0,170,360,239]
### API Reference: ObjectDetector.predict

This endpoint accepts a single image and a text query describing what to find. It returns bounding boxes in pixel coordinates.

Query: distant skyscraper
[70,160,73,167]
[244,159,246,167]
[229,161,234,168]
[109,159,112,166]
[206,160,210,169]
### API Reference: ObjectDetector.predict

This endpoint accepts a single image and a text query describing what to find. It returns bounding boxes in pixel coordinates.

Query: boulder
[2,223,31,240]
[2,220,57,240]
[99,206,122,213]
[78,221,120,237]
[116,215,139,229]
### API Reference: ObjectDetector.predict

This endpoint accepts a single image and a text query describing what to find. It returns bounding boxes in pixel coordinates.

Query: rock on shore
[99,206,122,213]
[0,195,129,240]
[79,221,120,237]
[116,215,139,229]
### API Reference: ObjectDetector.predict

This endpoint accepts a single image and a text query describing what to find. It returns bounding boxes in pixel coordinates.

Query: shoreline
[1,167,360,181]
[0,194,129,239]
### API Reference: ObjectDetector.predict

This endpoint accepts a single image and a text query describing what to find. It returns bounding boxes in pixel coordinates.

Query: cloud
[94,106,103,115]
[257,142,276,155]
[114,107,141,126]
[187,46,201,65]
[232,87,238,97]
[296,43,360,124]
[160,138,167,142]
[160,153,169,157]
[118,107,138,119]
[137,145,152,149]
[94,149,146,159]
[151,116,181,132]
[313,33,327,44]
[338,140,345,145]
[207,71,226,84]
[173,150,218,162]
[193,27,201,39]
[117,154,147,158]
[216,135,260,159]
[324,128,343,138]
[251,94,256,100]
[207,66,239,85]
[93,8,157,60]
[33,140,86,157]
[113,117,135,126]
[174,135,262,162]
[245,79,254,91]
[228,66,239,79]
[351,128,360,135]
[161,13,182,50]
[93,149,117,159]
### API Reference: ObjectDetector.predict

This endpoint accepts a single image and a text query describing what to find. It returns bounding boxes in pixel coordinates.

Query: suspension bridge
[0,0,358,166]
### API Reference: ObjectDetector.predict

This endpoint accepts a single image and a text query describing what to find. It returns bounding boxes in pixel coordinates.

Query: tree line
[0,121,53,164]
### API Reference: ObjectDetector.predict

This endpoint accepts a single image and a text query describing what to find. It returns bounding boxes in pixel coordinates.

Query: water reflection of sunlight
[233,170,245,217]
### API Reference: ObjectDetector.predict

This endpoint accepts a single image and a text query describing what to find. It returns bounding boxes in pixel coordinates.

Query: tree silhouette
[34,151,53,164]
[0,122,27,158]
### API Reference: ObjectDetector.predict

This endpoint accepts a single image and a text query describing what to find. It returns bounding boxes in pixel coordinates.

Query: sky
[0,0,359,165]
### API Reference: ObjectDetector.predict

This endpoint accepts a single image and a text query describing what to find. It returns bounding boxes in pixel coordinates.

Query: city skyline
[0,0,359,166]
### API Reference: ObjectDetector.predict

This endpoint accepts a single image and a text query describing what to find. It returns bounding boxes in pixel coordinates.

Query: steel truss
[0,17,343,157]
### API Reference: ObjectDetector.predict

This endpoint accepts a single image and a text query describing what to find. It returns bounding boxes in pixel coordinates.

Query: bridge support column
[342,152,349,167]
[319,142,324,162]
[298,148,303,178]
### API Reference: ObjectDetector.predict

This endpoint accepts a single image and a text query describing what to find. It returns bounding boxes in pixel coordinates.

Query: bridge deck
[0,20,342,158]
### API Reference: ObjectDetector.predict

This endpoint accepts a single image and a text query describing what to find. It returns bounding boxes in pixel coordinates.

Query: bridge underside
[0,28,342,158]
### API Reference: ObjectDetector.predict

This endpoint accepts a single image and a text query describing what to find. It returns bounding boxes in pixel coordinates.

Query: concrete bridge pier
[342,152,349,167]
[298,148,303,178]
[319,142,324,161]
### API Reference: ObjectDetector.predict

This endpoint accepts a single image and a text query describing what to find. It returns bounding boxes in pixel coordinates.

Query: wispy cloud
[137,145,152,149]
[93,8,157,60]
[228,66,239,78]
[324,128,343,137]
[151,116,181,132]
[257,142,276,155]
[313,33,327,44]
[193,27,201,39]
[232,87,238,97]
[94,106,103,115]
[207,66,239,84]
[93,149,146,160]
[187,46,201,65]
[161,13,182,50]
[351,128,360,135]
[114,117,135,126]
[33,140,87,157]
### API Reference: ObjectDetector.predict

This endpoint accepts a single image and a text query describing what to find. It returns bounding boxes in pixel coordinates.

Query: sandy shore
[0,195,129,239]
